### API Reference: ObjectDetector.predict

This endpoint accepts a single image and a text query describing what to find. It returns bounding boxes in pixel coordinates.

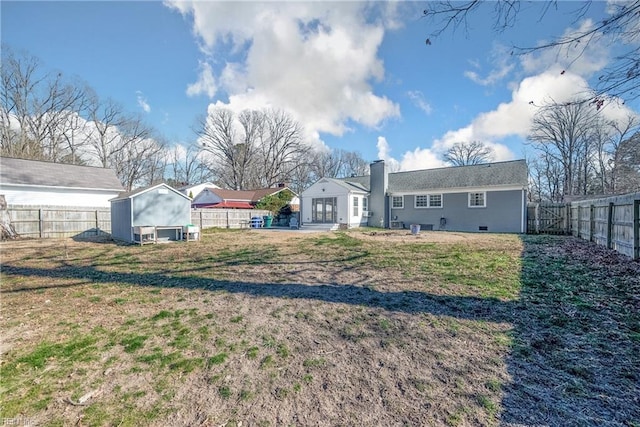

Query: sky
[2,1,639,172]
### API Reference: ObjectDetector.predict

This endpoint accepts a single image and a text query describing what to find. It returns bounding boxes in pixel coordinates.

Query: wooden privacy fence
[8,205,111,238]
[190,208,271,230]
[570,193,639,259]
[527,203,571,235]
[528,192,640,259]
[6,206,276,239]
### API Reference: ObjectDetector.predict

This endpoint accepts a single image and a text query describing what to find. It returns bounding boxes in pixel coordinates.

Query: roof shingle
[0,157,123,191]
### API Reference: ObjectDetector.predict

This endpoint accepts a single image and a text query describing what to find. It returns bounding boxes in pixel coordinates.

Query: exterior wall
[390,189,525,233]
[0,185,120,208]
[347,193,369,228]
[369,161,388,228]
[300,179,349,225]
[131,188,191,227]
[110,199,132,242]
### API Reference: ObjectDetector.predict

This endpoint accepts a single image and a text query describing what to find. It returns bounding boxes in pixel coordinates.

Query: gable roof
[322,177,369,193]
[389,160,528,192]
[110,183,190,202]
[0,157,123,191]
[207,186,292,203]
[338,160,528,192]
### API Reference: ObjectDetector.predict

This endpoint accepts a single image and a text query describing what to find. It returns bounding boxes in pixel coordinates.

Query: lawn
[1,229,638,426]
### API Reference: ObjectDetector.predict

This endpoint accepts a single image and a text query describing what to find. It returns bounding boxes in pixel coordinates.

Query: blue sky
[3,1,638,171]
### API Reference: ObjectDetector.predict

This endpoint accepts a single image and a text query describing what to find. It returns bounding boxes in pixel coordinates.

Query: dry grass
[0,229,638,426]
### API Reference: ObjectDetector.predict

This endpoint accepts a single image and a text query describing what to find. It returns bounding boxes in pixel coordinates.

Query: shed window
[469,192,486,208]
[392,196,404,209]
[363,197,368,211]
[353,196,359,216]
[415,195,429,208]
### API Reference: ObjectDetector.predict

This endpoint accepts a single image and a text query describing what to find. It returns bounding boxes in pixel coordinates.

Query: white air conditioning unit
[363,211,373,217]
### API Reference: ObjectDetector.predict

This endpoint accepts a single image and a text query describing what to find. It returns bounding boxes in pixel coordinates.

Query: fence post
[534,203,540,234]
[38,208,43,238]
[199,210,203,230]
[607,202,614,249]
[634,199,639,260]
[589,204,595,242]
[95,210,99,235]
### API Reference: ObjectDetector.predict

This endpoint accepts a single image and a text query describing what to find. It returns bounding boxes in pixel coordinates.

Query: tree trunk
[0,195,18,240]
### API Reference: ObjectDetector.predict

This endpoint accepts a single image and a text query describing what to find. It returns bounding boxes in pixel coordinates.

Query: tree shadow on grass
[501,235,639,427]
[2,234,638,426]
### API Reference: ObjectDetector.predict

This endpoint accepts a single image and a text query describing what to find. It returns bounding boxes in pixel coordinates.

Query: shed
[110,183,192,243]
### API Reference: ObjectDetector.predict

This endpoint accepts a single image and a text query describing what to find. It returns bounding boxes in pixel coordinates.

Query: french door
[312,197,337,223]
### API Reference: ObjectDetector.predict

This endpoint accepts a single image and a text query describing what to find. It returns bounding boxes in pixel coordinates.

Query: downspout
[387,192,391,229]
[521,188,526,233]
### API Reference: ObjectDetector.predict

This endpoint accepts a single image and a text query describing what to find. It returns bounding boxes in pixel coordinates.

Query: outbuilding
[110,183,193,244]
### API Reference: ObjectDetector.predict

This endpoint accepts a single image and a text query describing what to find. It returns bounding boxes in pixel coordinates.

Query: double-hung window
[391,196,404,209]
[415,194,443,208]
[468,192,486,208]
[353,196,359,216]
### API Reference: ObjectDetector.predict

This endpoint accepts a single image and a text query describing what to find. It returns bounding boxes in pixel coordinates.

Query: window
[469,192,486,207]
[415,195,429,208]
[392,196,404,209]
[353,196,359,216]
[363,197,368,211]
[415,194,442,208]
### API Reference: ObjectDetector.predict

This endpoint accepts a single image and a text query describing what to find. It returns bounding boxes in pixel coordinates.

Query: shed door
[312,197,337,223]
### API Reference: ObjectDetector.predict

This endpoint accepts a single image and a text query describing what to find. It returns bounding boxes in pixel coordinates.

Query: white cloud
[376,136,446,172]
[136,91,151,113]
[520,19,609,78]
[407,90,432,115]
[166,1,400,139]
[464,44,515,86]
[186,61,217,99]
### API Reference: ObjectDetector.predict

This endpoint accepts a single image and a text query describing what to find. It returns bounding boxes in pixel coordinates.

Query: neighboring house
[0,157,124,208]
[178,182,219,200]
[192,185,295,209]
[301,159,529,233]
[110,183,191,243]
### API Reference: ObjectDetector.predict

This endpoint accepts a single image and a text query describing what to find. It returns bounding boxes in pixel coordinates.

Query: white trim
[468,191,486,208]
[414,193,443,209]
[521,189,526,233]
[391,195,404,209]
[391,184,523,196]
[0,183,123,192]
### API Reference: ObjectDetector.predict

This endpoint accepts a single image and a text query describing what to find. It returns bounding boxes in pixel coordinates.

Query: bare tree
[257,109,310,188]
[443,141,494,166]
[422,1,640,102]
[111,116,164,191]
[613,131,640,193]
[528,101,598,199]
[86,96,128,168]
[197,108,309,190]
[0,45,90,163]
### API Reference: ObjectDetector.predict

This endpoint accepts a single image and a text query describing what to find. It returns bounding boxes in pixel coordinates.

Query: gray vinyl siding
[131,190,190,227]
[391,190,524,233]
[110,184,191,243]
[110,199,132,242]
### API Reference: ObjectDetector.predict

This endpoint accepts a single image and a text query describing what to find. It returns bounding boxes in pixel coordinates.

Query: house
[110,183,192,243]
[0,157,124,208]
[301,159,529,233]
[178,182,220,200]
[192,185,294,209]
